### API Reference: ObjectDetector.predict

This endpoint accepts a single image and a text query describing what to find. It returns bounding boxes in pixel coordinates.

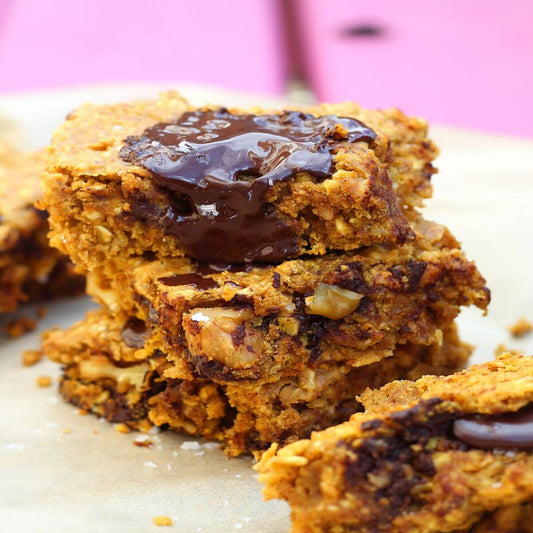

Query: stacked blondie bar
[41,92,489,456]
[257,353,533,532]
[0,141,83,313]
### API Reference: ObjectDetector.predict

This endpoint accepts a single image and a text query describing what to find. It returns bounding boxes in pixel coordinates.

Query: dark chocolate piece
[158,273,218,290]
[120,109,375,263]
[121,317,148,349]
[453,403,533,450]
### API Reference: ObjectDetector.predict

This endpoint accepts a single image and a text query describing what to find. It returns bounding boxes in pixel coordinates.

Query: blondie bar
[42,92,437,269]
[83,217,489,381]
[0,141,83,312]
[257,354,533,532]
[43,308,471,457]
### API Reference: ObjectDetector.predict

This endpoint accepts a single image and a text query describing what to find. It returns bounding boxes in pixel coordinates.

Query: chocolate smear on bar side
[453,403,533,450]
[121,317,149,349]
[158,273,219,290]
[120,109,375,263]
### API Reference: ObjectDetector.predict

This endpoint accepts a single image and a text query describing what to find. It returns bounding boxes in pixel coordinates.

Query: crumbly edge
[43,308,469,457]
[257,354,533,532]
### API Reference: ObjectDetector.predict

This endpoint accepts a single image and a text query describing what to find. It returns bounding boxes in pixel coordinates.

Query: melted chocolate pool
[120,109,375,263]
[453,403,533,450]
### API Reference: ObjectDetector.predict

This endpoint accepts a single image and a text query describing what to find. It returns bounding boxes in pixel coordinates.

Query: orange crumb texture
[153,516,173,526]
[22,349,43,366]
[5,316,37,338]
[114,423,130,434]
[36,375,52,387]
[509,317,533,338]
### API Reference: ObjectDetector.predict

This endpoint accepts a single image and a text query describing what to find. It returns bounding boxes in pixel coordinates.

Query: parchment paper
[0,86,532,533]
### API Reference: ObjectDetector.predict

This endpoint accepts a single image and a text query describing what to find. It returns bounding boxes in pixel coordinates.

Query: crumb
[62,428,71,434]
[508,317,533,338]
[22,349,43,366]
[37,306,48,318]
[36,375,52,387]
[78,408,88,415]
[494,344,524,356]
[144,461,157,468]
[133,439,153,448]
[114,423,130,434]
[153,516,173,526]
[5,316,37,338]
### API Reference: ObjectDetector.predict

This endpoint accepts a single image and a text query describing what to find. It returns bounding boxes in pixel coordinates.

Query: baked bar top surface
[257,354,533,533]
[42,92,438,266]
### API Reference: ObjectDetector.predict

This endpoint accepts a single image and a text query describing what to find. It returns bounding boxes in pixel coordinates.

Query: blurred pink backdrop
[0,0,532,136]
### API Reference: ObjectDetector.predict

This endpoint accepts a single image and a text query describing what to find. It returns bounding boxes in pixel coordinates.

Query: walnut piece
[184,307,262,369]
[305,283,362,320]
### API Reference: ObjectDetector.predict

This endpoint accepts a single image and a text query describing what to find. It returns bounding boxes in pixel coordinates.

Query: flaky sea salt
[144,461,158,468]
[180,441,200,450]
[201,442,219,450]
[191,311,210,323]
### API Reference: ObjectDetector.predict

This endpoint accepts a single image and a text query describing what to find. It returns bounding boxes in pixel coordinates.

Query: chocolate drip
[453,403,533,450]
[120,109,375,263]
[121,317,148,349]
[158,273,218,290]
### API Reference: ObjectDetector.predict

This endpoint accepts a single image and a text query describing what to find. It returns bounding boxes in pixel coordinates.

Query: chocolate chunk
[120,109,375,263]
[453,403,533,450]
[121,317,148,349]
[158,273,218,290]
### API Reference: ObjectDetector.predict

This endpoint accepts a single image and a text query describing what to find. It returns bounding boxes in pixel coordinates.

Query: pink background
[0,0,532,136]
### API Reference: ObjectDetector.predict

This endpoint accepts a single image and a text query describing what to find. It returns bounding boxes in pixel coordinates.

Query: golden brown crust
[257,354,533,533]
[42,308,470,457]
[42,92,438,274]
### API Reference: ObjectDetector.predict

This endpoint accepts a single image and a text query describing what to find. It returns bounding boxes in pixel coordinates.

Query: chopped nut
[305,283,362,320]
[36,375,52,388]
[95,225,113,243]
[22,349,43,366]
[184,308,262,369]
[153,516,173,526]
[508,317,533,338]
